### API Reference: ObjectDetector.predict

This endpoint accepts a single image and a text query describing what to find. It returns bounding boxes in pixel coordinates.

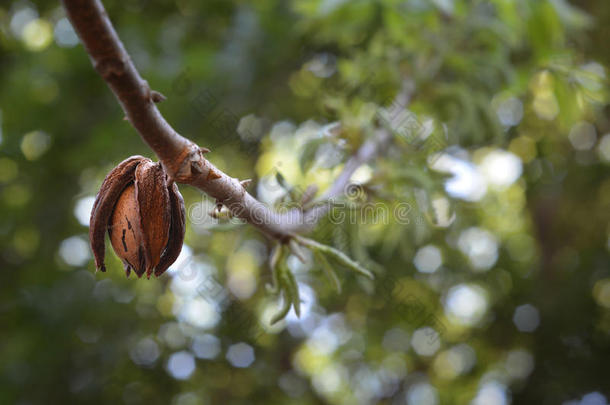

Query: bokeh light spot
[569,122,597,151]
[166,351,196,380]
[494,95,523,127]
[21,130,51,160]
[592,278,610,309]
[74,196,95,227]
[580,392,607,405]
[22,19,53,51]
[414,245,442,274]
[411,327,441,356]
[176,297,220,329]
[472,381,509,405]
[596,134,610,163]
[10,6,38,38]
[478,150,522,189]
[4,184,31,207]
[445,284,488,326]
[431,153,487,201]
[406,382,439,405]
[158,322,187,349]
[226,343,255,368]
[0,158,18,184]
[227,249,258,300]
[54,18,79,47]
[433,344,476,379]
[59,236,90,267]
[191,334,221,360]
[505,349,534,379]
[457,227,498,271]
[130,337,160,367]
[311,364,344,395]
[513,304,540,332]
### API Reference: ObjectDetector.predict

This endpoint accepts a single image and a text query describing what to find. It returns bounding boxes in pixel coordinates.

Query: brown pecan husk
[89,156,185,278]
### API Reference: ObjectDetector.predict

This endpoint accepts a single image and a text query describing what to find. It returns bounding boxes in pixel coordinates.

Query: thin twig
[298,128,392,231]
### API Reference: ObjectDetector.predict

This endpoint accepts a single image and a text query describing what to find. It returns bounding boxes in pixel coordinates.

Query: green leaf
[275,170,289,190]
[266,244,284,294]
[299,138,326,173]
[281,266,301,317]
[295,236,374,279]
[314,251,342,293]
[270,290,292,325]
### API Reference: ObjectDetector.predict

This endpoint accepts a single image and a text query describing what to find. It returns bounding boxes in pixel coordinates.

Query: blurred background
[1,0,610,404]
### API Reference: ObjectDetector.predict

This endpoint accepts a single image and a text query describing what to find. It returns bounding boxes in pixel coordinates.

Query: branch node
[150,90,166,103]
[168,143,204,183]
[94,57,125,78]
[190,161,203,174]
[240,179,252,189]
[206,169,221,181]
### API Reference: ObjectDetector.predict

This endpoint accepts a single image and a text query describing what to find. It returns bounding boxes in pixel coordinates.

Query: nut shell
[109,184,146,276]
[155,181,186,276]
[90,156,147,272]
[90,156,186,278]
[134,161,171,277]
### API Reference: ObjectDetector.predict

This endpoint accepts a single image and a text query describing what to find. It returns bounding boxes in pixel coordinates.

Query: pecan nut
[89,156,186,278]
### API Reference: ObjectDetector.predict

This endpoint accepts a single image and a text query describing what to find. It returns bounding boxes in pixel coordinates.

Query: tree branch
[62,0,388,241]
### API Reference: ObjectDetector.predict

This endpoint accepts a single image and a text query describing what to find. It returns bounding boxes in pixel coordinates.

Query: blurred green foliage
[1,0,609,404]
